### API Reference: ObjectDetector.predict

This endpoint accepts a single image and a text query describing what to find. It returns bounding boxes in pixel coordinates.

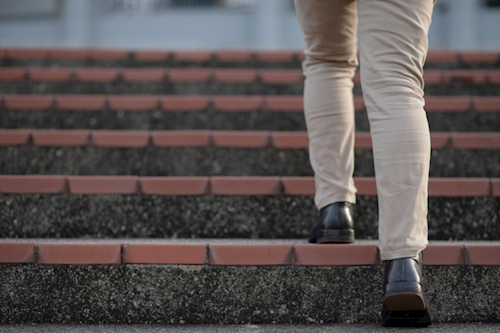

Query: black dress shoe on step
[381,252,432,327]
[308,202,354,244]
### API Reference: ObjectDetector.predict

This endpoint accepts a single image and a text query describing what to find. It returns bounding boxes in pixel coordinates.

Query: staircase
[0,48,499,324]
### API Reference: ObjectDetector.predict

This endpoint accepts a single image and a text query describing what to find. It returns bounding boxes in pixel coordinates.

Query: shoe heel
[381,303,431,327]
[384,282,425,311]
[317,229,354,244]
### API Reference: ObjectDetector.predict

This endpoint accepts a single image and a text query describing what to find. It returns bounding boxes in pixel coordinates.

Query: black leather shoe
[308,202,354,244]
[381,252,431,327]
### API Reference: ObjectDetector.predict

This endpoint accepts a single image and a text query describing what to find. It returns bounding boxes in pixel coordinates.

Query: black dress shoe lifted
[308,202,354,244]
[381,252,432,327]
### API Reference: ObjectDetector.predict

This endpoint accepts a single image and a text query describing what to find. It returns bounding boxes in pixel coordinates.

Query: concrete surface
[2,109,500,133]
[2,323,500,333]
[1,146,500,178]
[1,265,500,324]
[0,194,498,240]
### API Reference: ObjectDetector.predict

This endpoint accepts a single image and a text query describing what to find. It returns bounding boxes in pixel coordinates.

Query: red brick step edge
[1,129,499,149]
[0,242,498,266]
[1,48,499,64]
[2,67,500,85]
[1,94,499,112]
[0,175,498,197]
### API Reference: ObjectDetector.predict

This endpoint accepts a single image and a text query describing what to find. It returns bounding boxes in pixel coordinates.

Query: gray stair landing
[1,261,499,324]
[2,323,500,332]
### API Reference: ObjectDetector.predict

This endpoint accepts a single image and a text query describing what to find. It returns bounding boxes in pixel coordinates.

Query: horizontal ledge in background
[3,67,500,86]
[1,95,499,112]
[0,242,498,266]
[2,130,498,150]
[1,48,499,64]
[0,175,497,197]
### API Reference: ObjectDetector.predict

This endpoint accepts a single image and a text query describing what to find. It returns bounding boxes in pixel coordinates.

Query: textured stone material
[0,194,498,241]
[0,265,499,324]
[1,146,499,178]
[1,109,500,134]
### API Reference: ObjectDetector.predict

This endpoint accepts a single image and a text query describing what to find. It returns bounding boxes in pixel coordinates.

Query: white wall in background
[0,0,498,51]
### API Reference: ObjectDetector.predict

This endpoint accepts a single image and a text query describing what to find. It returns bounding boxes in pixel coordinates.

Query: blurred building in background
[0,0,499,50]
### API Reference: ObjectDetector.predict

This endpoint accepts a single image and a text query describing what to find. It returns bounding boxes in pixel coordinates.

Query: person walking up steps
[295,0,435,327]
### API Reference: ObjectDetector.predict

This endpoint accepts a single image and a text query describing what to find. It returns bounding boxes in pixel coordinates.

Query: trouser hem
[380,245,427,261]
[316,193,356,211]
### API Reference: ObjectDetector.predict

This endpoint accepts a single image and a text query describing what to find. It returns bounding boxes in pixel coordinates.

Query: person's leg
[295,0,359,244]
[295,0,358,207]
[357,0,434,325]
[357,0,434,261]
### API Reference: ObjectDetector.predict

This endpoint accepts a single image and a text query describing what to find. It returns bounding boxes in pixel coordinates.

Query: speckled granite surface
[1,265,499,324]
[1,147,499,178]
[2,110,500,132]
[0,194,498,240]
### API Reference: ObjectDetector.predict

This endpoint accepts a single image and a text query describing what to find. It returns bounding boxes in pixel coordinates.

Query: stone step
[1,130,499,178]
[1,67,499,85]
[1,48,499,69]
[1,95,499,132]
[1,239,499,324]
[1,68,499,97]
[0,175,498,240]
[3,80,499,97]
[2,323,500,332]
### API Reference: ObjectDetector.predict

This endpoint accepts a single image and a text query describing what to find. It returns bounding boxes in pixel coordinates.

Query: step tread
[1,323,500,333]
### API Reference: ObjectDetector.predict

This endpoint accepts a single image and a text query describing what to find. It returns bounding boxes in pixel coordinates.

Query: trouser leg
[357,0,434,260]
[295,0,358,209]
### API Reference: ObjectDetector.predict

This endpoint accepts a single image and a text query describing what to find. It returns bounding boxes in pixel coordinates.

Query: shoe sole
[384,293,426,311]
[317,229,354,244]
[381,303,431,327]
[384,282,426,311]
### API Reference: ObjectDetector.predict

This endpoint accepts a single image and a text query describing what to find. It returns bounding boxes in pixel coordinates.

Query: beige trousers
[295,0,434,260]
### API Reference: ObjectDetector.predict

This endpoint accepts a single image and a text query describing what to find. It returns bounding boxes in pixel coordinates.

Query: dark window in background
[170,0,218,7]
[485,0,500,7]
[101,0,255,13]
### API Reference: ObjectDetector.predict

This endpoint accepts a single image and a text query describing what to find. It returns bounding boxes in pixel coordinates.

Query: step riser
[2,111,500,132]
[1,265,499,324]
[2,147,500,178]
[1,194,498,240]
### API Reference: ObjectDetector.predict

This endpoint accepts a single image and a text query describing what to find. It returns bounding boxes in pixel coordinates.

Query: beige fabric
[295,0,434,260]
